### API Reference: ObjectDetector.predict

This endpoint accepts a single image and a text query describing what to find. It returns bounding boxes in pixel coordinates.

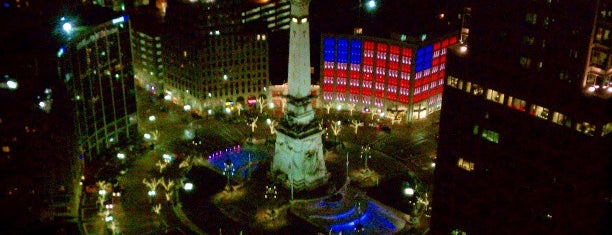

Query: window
[576,122,596,136]
[506,96,526,111]
[523,35,535,45]
[471,83,484,96]
[457,158,475,172]
[529,104,550,120]
[525,13,537,24]
[486,89,505,104]
[552,112,571,127]
[481,129,499,143]
[602,122,612,136]
[520,56,532,68]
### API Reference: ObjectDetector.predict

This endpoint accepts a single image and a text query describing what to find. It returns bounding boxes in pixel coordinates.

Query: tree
[351,120,364,134]
[155,160,169,174]
[330,121,341,142]
[267,119,278,135]
[236,103,243,116]
[370,108,379,120]
[324,102,333,114]
[347,103,356,116]
[256,97,267,113]
[249,116,259,133]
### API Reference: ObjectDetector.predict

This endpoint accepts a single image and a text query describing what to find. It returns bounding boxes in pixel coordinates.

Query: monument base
[271,129,329,192]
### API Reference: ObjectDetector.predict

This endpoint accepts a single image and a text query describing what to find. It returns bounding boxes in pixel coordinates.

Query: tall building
[321,33,458,121]
[129,6,164,91]
[57,6,138,159]
[159,0,271,114]
[241,0,291,32]
[432,1,611,234]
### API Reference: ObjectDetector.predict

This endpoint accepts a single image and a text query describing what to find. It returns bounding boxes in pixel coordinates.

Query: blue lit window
[337,38,349,63]
[350,40,362,64]
[415,44,433,72]
[324,37,336,62]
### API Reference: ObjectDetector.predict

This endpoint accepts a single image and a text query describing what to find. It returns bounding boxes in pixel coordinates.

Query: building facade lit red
[320,34,458,121]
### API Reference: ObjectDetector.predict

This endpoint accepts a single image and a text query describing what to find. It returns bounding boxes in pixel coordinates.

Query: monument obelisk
[271,0,328,191]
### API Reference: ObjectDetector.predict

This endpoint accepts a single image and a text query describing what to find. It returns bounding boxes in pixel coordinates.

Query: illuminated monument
[271,0,329,191]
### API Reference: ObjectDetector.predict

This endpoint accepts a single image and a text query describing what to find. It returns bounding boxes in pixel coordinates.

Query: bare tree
[267,119,278,135]
[142,177,161,192]
[347,103,356,116]
[324,102,333,114]
[350,120,364,134]
[248,116,259,133]
[155,160,169,174]
[235,103,243,116]
[256,97,266,113]
[370,108,379,120]
[330,121,341,142]
[152,204,162,214]
[160,177,175,191]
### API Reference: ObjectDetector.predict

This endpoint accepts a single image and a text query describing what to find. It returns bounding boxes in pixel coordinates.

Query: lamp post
[265,185,278,219]
[223,158,235,191]
[360,145,372,173]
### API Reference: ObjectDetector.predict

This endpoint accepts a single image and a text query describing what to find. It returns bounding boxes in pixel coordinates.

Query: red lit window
[434,42,441,50]
[362,88,371,96]
[399,95,409,104]
[337,70,347,78]
[432,58,440,66]
[363,57,373,65]
[388,78,398,86]
[376,75,385,83]
[402,48,412,56]
[337,85,346,93]
[364,41,375,50]
[440,55,446,63]
[350,87,359,94]
[377,43,388,52]
[324,69,334,76]
[449,36,458,45]
[375,90,384,98]
[323,84,333,92]
[401,64,411,72]
[442,39,449,48]
[390,45,400,54]
[350,72,360,79]
[400,80,410,88]
[387,93,397,100]
[389,61,399,70]
[376,59,386,67]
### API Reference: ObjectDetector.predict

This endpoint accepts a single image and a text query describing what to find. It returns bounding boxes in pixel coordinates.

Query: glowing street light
[148,115,156,122]
[183,104,191,111]
[404,187,415,196]
[366,0,377,10]
[98,189,107,196]
[6,80,18,90]
[184,182,194,191]
[144,133,152,140]
[459,45,468,53]
[62,22,73,33]
[116,153,125,160]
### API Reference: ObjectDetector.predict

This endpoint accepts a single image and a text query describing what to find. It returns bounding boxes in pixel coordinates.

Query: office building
[432,1,611,234]
[321,33,458,121]
[159,0,271,114]
[57,6,138,159]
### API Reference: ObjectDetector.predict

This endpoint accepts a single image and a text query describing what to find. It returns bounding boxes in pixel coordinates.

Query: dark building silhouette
[57,6,138,159]
[432,1,611,234]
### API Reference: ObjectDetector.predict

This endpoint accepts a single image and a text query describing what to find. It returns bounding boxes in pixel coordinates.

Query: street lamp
[148,115,156,122]
[62,22,73,33]
[360,145,372,173]
[116,153,125,160]
[148,190,156,203]
[184,182,194,192]
[223,158,235,191]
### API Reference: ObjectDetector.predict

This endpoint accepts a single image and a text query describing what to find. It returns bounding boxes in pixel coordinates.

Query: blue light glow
[415,44,433,72]
[350,40,362,64]
[329,201,397,234]
[112,16,125,24]
[337,38,349,63]
[324,37,335,62]
[57,47,64,58]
